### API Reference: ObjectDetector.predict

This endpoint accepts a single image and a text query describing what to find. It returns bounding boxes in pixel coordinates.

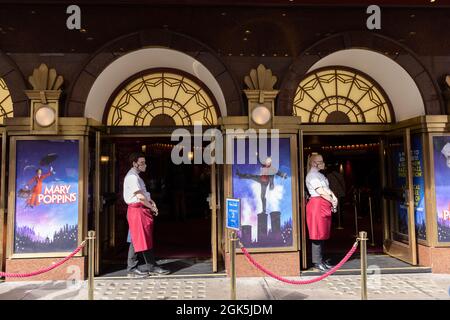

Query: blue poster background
[14,140,79,253]
[412,135,426,240]
[433,136,450,242]
[232,138,293,248]
[393,142,409,235]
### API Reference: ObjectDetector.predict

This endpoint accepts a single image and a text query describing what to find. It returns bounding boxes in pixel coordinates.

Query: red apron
[306,197,332,240]
[127,203,153,252]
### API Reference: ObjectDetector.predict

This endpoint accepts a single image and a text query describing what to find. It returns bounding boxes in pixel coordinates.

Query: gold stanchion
[88,230,96,301]
[359,231,368,300]
[230,231,237,300]
[368,196,376,247]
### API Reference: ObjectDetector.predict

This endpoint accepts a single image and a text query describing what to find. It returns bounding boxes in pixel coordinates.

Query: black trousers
[311,240,325,265]
[127,242,157,272]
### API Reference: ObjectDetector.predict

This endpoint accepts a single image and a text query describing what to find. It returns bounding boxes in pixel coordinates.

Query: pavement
[1,273,450,300]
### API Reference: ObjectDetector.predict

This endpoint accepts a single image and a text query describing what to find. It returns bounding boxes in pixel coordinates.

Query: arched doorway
[294,64,425,272]
[97,67,224,277]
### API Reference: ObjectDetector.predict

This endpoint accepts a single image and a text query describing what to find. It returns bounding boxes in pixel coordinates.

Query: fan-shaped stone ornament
[244,64,277,90]
[28,63,64,90]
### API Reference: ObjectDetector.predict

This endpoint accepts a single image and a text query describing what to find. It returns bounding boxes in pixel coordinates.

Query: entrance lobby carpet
[302,254,431,276]
[99,258,226,278]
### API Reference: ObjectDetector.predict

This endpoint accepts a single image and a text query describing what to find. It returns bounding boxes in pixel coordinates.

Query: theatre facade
[0,2,450,280]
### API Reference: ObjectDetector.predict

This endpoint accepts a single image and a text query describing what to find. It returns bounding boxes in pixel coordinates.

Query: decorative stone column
[25,63,64,134]
[244,64,279,129]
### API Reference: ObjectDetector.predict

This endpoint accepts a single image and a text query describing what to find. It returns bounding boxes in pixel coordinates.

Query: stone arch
[0,51,28,118]
[278,31,444,118]
[65,29,244,119]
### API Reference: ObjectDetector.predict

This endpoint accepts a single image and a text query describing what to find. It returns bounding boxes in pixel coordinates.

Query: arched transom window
[0,78,13,125]
[106,70,218,126]
[293,67,393,123]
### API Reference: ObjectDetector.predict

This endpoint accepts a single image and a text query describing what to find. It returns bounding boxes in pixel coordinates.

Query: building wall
[1,25,450,276]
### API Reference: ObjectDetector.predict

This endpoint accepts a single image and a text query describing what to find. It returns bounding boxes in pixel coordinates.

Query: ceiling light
[245,30,251,34]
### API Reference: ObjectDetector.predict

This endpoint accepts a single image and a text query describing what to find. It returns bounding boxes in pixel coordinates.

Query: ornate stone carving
[25,63,63,134]
[244,64,277,91]
[243,64,279,128]
[28,63,64,91]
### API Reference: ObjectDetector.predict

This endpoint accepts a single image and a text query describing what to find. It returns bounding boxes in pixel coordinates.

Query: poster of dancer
[231,136,297,250]
[11,138,81,254]
[411,135,426,241]
[432,135,450,243]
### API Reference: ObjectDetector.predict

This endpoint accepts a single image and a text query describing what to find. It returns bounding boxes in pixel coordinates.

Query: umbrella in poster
[39,153,58,166]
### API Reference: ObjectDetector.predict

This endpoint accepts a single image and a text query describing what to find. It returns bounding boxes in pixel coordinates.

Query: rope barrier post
[88,230,96,301]
[359,231,368,300]
[230,231,237,300]
[368,196,376,247]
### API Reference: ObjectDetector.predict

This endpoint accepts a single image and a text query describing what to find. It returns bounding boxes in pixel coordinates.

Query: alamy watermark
[171,122,281,171]
[66,5,81,30]
[366,5,381,30]
[66,5,382,34]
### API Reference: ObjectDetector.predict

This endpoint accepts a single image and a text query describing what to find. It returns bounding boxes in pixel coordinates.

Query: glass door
[210,162,218,272]
[383,128,417,265]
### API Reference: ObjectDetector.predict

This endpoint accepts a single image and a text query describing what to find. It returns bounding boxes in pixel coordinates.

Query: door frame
[382,128,417,265]
[299,116,449,267]
[96,129,222,274]
[299,125,389,269]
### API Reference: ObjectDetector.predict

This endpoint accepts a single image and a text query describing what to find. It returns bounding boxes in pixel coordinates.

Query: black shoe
[323,260,334,270]
[313,263,329,273]
[127,269,150,278]
[148,266,170,275]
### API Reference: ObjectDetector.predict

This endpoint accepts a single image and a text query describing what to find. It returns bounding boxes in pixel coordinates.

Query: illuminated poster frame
[7,136,85,258]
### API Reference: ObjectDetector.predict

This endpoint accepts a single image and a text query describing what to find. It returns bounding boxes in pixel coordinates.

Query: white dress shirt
[123,168,151,205]
[305,167,330,198]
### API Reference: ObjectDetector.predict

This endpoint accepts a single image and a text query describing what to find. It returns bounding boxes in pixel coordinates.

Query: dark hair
[129,152,146,166]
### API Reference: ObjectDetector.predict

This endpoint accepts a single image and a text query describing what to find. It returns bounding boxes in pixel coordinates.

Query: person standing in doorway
[305,153,338,272]
[124,152,169,277]
[326,164,346,224]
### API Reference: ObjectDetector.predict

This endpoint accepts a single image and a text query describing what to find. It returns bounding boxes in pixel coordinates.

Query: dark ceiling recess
[0,2,448,54]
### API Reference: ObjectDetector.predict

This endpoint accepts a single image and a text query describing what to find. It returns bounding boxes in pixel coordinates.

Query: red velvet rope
[239,241,359,285]
[0,240,87,278]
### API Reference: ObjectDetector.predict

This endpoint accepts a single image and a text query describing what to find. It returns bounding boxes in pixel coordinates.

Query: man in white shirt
[305,153,338,273]
[124,152,169,277]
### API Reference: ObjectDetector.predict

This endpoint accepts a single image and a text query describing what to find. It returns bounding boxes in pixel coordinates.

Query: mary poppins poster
[14,139,80,254]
